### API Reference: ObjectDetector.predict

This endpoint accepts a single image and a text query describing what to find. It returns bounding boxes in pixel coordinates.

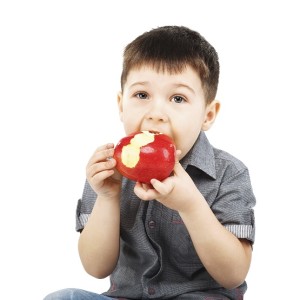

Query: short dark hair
[121,26,219,104]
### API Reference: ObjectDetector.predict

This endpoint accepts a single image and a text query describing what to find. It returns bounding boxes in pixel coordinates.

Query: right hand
[86,143,122,198]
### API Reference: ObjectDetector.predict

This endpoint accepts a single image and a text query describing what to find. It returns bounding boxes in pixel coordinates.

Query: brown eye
[136,92,148,100]
[172,96,185,103]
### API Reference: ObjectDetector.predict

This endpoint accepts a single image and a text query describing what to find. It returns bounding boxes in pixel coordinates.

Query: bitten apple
[113,131,176,183]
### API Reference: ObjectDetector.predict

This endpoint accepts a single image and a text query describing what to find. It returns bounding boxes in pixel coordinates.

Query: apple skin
[113,131,176,183]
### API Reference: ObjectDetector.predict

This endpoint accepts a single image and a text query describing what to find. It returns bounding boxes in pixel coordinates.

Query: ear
[117,91,124,122]
[201,100,221,131]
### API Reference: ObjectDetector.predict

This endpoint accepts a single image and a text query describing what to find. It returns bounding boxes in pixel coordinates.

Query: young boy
[45,26,255,300]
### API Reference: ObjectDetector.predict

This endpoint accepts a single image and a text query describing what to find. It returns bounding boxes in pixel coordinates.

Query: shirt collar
[180,131,216,179]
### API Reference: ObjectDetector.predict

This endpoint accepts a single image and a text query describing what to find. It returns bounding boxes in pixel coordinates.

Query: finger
[172,161,185,178]
[142,183,153,191]
[87,158,116,179]
[176,149,182,161]
[172,149,182,171]
[93,143,115,155]
[134,182,158,201]
[150,178,175,195]
[87,143,115,167]
[89,168,115,185]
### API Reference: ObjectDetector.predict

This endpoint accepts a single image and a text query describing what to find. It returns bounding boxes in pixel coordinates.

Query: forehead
[125,65,203,88]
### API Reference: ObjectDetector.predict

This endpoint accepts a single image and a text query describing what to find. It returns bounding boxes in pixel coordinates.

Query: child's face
[118,65,219,159]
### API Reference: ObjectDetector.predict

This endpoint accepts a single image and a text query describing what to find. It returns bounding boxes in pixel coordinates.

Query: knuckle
[106,148,114,157]
[105,159,113,168]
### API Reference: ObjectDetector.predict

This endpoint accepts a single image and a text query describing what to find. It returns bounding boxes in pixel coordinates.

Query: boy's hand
[133,150,200,213]
[86,143,122,198]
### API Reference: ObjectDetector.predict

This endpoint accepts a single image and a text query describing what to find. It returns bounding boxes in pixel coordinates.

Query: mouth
[141,129,175,144]
[142,129,165,135]
[146,130,162,135]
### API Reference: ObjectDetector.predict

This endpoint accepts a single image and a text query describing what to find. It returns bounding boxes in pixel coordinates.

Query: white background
[1,1,299,299]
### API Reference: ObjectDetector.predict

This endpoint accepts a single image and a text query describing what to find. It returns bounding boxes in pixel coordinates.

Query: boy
[45,26,255,300]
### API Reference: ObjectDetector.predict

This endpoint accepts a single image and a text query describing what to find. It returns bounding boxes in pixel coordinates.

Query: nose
[145,100,168,123]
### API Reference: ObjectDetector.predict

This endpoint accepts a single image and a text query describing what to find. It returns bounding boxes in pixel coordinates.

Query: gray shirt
[76,132,256,300]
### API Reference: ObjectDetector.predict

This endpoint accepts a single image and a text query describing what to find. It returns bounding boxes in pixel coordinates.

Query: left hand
[133,150,201,213]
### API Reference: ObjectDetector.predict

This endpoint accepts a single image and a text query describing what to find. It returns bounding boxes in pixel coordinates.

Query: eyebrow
[172,83,196,95]
[128,82,196,94]
[128,81,149,89]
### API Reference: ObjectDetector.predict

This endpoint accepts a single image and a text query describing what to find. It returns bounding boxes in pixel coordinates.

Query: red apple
[113,131,176,183]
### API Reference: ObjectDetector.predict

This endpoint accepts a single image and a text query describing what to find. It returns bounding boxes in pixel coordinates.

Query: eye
[172,95,186,104]
[135,92,148,100]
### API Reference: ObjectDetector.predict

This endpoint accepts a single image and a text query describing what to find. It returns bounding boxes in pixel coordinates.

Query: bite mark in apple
[121,131,155,168]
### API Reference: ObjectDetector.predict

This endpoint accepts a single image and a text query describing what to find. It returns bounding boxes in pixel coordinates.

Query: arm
[134,155,252,289]
[179,192,252,289]
[78,143,122,279]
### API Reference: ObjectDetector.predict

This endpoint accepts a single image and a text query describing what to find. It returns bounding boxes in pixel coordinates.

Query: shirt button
[148,220,156,229]
[148,287,156,295]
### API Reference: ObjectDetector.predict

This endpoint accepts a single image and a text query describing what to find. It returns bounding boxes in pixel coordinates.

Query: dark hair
[121,26,219,104]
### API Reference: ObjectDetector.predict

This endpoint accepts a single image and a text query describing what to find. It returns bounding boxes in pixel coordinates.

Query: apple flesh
[114,131,176,183]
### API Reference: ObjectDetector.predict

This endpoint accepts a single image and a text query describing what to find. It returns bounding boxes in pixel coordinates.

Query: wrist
[95,193,120,207]
[178,188,206,216]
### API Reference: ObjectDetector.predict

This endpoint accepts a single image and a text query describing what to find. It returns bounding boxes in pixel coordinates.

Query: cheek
[173,126,200,157]
[122,115,140,135]
[121,105,146,133]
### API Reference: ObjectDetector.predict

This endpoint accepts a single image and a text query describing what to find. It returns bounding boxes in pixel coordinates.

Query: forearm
[179,191,252,289]
[78,195,120,278]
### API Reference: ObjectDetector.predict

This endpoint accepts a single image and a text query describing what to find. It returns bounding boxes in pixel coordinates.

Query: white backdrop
[1,1,299,299]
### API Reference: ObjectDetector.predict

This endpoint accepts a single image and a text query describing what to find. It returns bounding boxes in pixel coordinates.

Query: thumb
[175,149,182,163]
[173,150,185,175]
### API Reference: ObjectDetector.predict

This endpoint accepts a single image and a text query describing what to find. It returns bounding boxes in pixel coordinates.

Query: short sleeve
[212,167,256,244]
[75,180,97,232]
